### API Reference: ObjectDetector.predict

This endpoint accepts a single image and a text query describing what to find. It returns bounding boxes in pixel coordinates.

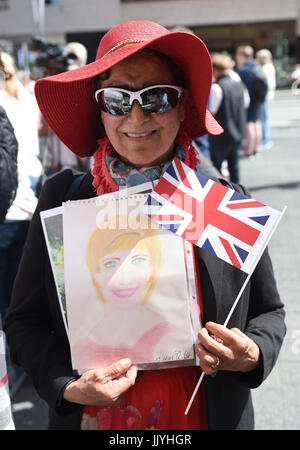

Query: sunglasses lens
[142,87,180,114]
[96,86,181,115]
[97,89,131,116]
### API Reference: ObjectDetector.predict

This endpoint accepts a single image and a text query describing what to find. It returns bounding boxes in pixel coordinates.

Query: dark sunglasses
[94,84,184,116]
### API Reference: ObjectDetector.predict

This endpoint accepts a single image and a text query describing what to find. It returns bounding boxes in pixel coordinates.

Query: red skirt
[81,366,207,430]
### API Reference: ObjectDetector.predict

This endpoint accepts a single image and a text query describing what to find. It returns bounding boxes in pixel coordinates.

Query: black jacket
[4,170,286,430]
[209,74,246,146]
[0,105,18,222]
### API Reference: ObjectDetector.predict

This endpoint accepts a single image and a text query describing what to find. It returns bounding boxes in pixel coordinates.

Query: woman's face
[235,52,247,70]
[99,49,185,167]
[93,247,153,309]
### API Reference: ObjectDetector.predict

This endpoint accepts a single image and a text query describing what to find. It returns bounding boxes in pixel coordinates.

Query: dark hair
[95,69,111,86]
[94,48,188,90]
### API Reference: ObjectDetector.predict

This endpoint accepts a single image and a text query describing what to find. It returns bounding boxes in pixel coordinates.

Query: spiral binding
[64,193,150,206]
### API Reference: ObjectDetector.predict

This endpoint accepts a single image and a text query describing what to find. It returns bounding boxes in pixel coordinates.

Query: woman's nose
[112,261,130,285]
[127,100,150,124]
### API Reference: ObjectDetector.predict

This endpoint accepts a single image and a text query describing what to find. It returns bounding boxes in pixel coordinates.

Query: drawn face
[93,248,153,309]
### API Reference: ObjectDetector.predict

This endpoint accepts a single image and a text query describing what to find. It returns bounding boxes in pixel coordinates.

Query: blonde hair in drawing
[86,215,161,305]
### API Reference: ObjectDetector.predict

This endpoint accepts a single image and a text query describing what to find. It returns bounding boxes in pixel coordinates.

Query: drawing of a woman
[73,214,175,370]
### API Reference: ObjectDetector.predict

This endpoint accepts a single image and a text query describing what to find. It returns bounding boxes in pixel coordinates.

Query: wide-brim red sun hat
[35,20,223,158]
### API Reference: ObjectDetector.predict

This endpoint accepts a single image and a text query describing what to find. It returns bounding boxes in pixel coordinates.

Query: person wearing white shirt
[209,54,247,184]
[0,52,40,317]
[210,68,250,116]
[256,49,276,150]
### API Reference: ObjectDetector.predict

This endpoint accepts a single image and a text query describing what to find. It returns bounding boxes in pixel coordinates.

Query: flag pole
[184,205,287,416]
[184,273,251,416]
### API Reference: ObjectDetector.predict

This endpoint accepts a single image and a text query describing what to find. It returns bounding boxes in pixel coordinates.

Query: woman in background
[0,52,41,320]
[256,48,276,150]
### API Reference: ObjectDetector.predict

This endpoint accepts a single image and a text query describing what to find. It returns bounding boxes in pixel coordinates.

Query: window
[46,0,62,5]
[0,0,9,11]
[121,0,177,2]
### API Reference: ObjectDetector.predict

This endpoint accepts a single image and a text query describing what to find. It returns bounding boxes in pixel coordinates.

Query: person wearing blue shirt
[235,46,263,158]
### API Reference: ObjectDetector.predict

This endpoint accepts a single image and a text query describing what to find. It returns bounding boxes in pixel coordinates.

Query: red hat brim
[35,25,223,157]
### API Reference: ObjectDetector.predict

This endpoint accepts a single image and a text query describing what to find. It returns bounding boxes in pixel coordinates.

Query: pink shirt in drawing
[73,321,173,370]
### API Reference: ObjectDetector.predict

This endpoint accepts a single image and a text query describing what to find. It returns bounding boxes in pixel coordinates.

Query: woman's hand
[196,322,261,375]
[63,358,137,406]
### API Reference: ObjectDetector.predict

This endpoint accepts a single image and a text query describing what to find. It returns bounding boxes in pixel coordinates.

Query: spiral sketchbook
[41,184,201,372]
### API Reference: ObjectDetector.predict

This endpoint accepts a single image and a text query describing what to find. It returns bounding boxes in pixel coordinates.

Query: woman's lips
[123,130,157,140]
[112,286,139,298]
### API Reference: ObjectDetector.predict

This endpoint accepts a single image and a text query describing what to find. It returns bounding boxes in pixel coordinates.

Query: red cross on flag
[143,157,284,274]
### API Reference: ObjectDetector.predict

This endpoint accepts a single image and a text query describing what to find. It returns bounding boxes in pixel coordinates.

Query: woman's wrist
[63,378,83,404]
[240,340,261,373]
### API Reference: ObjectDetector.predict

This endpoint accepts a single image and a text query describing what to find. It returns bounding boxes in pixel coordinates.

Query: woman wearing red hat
[4,21,285,430]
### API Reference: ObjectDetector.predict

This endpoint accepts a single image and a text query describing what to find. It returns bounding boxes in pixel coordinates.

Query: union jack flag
[143,158,283,273]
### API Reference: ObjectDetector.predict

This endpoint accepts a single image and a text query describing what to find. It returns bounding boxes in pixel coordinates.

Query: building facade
[0,0,299,81]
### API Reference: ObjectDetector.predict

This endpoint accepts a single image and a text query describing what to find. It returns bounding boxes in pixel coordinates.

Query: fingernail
[120,358,132,368]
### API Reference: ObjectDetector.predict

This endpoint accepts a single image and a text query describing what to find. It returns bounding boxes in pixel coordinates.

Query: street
[10,88,300,430]
[243,89,300,430]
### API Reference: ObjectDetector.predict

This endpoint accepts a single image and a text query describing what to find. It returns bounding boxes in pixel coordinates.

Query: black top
[209,74,246,145]
[0,106,18,222]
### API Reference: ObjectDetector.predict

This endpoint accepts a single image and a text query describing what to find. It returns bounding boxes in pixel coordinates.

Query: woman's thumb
[103,358,132,380]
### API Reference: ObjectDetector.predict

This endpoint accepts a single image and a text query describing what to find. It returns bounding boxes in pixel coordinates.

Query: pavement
[8,88,300,430]
[242,89,300,430]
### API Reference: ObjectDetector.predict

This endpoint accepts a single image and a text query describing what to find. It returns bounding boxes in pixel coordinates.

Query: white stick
[184,273,250,415]
[223,272,252,328]
[184,205,287,416]
[184,371,205,415]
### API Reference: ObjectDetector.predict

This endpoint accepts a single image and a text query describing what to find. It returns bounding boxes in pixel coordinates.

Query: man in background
[209,53,246,184]
[235,45,267,158]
